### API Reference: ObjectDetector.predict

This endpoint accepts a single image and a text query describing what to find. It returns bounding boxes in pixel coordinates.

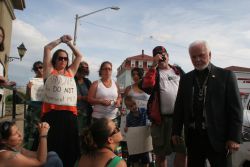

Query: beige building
[0,0,26,117]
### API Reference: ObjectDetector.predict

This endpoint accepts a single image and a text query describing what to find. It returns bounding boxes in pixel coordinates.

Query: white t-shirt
[92,80,119,119]
[159,68,180,114]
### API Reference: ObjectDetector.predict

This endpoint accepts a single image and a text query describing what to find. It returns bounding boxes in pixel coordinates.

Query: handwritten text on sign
[30,78,44,101]
[43,75,77,106]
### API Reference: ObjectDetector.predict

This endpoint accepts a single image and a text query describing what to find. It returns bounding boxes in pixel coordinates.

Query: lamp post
[7,43,27,120]
[73,6,120,47]
[7,43,27,62]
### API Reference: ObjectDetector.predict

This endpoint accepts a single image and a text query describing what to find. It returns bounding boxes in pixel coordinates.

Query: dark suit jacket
[172,64,243,152]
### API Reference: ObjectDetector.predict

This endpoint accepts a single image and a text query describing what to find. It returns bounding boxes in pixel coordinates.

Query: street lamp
[73,6,120,46]
[7,43,27,62]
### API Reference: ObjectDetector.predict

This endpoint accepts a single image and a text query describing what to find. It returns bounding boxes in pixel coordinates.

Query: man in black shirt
[172,40,243,167]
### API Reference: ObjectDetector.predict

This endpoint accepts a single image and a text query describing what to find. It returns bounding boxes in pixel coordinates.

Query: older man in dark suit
[172,40,243,167]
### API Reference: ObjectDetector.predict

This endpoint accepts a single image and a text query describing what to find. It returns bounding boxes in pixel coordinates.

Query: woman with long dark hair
[42,34,82,167]
[0,121,63,167]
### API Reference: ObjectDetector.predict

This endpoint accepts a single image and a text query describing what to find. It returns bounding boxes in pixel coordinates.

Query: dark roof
[224,66,250,72]
[12,0,26,10]
[126,54,153,61]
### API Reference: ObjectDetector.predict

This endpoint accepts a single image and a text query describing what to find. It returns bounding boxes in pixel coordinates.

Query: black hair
[80,118,111,155]
[131,67,144,79]
[152,46,167,57]
[32,61,43,72]
[0,26,5,51]
[98,61,112,77]
[51,49,69,69]
[77,61,89,75]
[0,121,15,148]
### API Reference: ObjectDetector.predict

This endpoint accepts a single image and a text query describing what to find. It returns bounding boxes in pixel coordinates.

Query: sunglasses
[57,56,68,61]
[109,126,120,137]
[35,66,43,71]
[0,121,12,139]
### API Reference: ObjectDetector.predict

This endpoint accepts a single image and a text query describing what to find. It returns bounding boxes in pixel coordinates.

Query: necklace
[195,72,210,101]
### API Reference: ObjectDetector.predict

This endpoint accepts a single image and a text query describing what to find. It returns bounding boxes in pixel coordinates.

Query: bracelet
[40,135,48,138]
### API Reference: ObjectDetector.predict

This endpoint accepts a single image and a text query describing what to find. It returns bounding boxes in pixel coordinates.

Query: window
[131,60,135,67]
[147,61,153,68]
[138,61,143,68]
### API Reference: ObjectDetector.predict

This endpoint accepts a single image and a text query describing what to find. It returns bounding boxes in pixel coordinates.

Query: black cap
[152,46,167,57]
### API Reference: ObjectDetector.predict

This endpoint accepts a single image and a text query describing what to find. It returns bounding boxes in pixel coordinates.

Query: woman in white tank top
[88,61,122,121]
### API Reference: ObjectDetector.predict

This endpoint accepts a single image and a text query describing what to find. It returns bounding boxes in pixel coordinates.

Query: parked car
[233,94,250,167]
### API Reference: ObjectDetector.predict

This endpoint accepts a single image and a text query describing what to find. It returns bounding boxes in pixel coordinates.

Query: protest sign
[43,75,77,106]
[126,126,153,155]
[30,78,44,101]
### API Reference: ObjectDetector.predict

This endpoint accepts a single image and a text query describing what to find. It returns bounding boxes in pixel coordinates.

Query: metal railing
[1,85,27,121]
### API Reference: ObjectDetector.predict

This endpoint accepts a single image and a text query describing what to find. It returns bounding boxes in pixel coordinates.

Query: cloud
[8,19,48,86]
[8,0,250,87]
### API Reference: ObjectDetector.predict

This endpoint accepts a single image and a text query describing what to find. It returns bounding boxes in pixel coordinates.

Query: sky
[8,0,250,86]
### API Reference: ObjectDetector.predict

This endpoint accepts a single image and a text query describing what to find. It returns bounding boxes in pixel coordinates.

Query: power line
[80,20,187,49]
[79,21,250,60]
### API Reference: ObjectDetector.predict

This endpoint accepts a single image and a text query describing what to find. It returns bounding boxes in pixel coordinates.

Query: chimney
[142,49,144,56]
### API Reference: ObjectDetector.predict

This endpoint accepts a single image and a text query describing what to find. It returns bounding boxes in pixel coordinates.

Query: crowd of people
[0,29,244,167]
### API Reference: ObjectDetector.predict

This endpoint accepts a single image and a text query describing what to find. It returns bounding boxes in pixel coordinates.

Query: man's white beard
[195,62,209,71]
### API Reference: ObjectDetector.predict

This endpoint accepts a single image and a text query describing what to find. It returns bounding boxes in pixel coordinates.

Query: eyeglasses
[109,126,120,137]
[0,121,12,138]
[35,66,43,71]
[57,56,68,61]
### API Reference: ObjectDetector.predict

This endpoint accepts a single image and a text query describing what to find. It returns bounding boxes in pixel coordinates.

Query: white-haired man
[172,40,243,166]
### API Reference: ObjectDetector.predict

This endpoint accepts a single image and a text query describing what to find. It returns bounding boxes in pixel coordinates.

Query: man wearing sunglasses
[75,61,93,132]
[24,61,44,150]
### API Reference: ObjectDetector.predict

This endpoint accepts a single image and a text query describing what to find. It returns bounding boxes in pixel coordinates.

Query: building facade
[0,0,26,117]
[225,66,250,109]
[116,50,153,93]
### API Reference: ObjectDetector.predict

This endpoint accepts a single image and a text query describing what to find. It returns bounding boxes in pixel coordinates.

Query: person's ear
[107,136,114,144]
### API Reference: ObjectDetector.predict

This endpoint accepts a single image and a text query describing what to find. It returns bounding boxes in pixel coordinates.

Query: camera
[161,54,166,61]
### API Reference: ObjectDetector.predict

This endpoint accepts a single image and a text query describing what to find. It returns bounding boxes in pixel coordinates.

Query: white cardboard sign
[126,126,153,155]
[43,75,77,106]
[30,78,44,101]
